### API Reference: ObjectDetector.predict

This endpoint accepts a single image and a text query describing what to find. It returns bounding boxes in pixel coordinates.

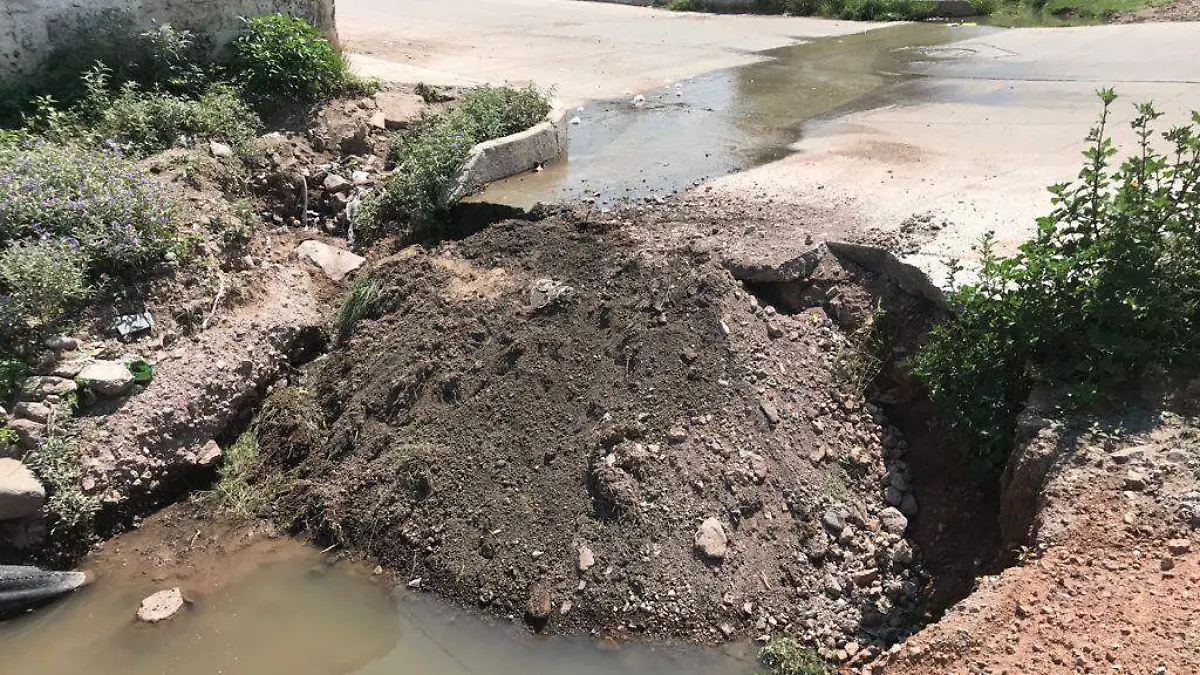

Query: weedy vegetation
[356,86,550,240]
[759,638,829,675]
[912,90,1200,475]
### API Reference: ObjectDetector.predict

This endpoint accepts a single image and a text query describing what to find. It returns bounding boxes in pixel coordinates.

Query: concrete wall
[1,0,337,88]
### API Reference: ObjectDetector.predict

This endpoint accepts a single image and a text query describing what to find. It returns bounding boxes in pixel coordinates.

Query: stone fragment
[578,544,596,572]
[296,240,366,283]
[76,360,136,397]
[137,587,187,622]
[0,459,45,520]
[694,517,729,560]
[879,507,908,536]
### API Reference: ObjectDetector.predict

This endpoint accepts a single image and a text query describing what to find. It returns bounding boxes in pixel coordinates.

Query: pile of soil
[257,214,935,662]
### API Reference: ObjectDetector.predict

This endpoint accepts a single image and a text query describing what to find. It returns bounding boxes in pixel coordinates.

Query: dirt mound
[256,215,937,660]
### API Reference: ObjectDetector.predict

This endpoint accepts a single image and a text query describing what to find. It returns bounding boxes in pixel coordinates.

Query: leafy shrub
[0,140,177,277]
[0,241,91,324]
[358,86,550,239]
[231,13,351,107]
[92,79,261,157]
[760,639,828,675]
[912,91,1200,474]
[24,429,99,545]
[415,82,452,104]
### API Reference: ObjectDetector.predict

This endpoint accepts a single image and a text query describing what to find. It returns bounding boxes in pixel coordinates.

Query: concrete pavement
[338,1,1200,281]
[338,0,880,104]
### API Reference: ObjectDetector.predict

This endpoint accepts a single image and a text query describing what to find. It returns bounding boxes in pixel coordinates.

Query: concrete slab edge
[826,241,947,308]
[442,103,569,205]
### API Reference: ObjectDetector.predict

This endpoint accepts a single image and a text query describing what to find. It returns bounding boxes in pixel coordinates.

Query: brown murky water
[0,538,754,675]
[471,22,996,208]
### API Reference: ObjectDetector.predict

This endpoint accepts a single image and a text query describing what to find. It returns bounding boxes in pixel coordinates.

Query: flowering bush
[0,140,177,278]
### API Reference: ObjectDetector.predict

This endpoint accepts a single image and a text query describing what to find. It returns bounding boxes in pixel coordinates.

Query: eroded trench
[738,245,1004,617]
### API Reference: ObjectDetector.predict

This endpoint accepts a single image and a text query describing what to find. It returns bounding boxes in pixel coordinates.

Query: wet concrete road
[339,0,1200,278]
[338,0,881,104]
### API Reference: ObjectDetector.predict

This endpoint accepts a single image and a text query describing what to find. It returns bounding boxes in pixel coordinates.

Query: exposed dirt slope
[871,396,1200,674]
[258,215,935,661]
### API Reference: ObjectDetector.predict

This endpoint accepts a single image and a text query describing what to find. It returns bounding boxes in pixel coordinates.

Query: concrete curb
[442,103,569,205]
[826,241,947,308]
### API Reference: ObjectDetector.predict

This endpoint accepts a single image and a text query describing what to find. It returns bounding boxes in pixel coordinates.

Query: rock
[528,278,575,311]
[209,140,234,158]
[694,517,729,560]
[13,401,51,424]
[900,493,919,517]
[884,486,903,507]
[9,418,47,450]
[853,568,879,586]
[760,399,781,426]
[667,427,688,444]
[1165,538,1191,556]
[1110,446,1147,464]
[578,544,596,572]
[526,585,553,626]
[44,335,78,352]
[879,507,908,536]
[76,360,136,397]
[21,376,77,399]
[0,516,47,550]
[352,170,371,185]
[296,240,366,283]
[804,532,829,561]
[323,174,352,193]
[136,587,187,622]
[196,441,223,467]
[51,357,89,379]
[890,539,914,565]
[822,509,847,533]
[375,90,425,130]
[1124,470,1149,491]
[0,459,46,520]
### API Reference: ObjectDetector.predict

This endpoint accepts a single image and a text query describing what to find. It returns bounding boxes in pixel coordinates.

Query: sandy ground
[710,22,1200,282]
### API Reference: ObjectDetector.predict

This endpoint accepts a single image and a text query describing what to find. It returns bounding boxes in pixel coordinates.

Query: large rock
[0,459,46,521]
[76,360,136,397]
[879,507,909,536]
[296,240,366,283]
[9,418,47,451]
[20,376,77,399]
[694,517,729,560]
[137,587,187,622]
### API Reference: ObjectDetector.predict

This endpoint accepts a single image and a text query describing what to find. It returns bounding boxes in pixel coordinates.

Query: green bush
[912,91,1200,474]
[92,80,261,157]
[0,140,177,278]
[231,13,351,107]
[0,241,91,324]
[760,639,828,675]
[358,86,550,240]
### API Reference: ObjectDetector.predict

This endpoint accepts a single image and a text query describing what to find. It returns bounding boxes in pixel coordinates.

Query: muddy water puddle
[0,535,754,675]
[472,23,995,209]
